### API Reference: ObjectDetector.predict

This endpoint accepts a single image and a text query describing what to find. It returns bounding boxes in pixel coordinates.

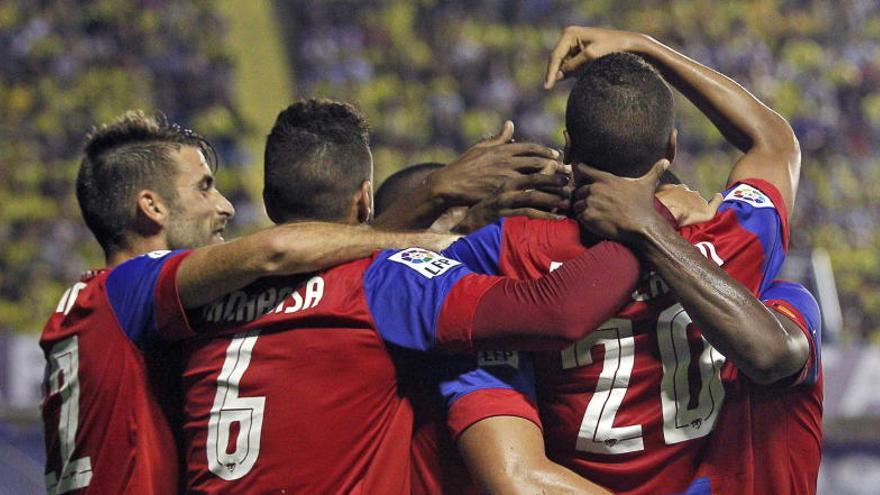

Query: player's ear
[666,128,678,163]
[563,129,572,164]
[134,189,167,235]
[355,179,373,224]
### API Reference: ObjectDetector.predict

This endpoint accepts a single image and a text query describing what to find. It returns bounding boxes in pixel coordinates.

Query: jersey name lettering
[202,276,325,323]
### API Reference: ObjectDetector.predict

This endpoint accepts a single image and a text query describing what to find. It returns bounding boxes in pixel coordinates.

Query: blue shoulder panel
[761,280,822,385]
[364,247,474,352]
[441,219,504,275]
[439,350,537,409]
[106,250,185,349]
[676,477,712,495]
[718,183,786,295]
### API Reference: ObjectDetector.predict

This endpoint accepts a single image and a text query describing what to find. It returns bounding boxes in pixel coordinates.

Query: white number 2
[564,304,726,454]
[207,330,266,480]
[562,319,644,454]
[45,336,93,494]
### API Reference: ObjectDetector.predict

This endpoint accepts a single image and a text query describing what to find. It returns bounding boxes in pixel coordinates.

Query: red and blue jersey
[692,280,823,495]
[173,248,537,494]
[434,179,789,494]
[39,249,191,495]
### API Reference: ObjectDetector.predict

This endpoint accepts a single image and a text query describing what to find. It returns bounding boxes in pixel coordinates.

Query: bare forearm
[505,462,612,495]
[632,35,793,153]
[635,219,807,384]
[178,222,457,308]
[459,417,612,495]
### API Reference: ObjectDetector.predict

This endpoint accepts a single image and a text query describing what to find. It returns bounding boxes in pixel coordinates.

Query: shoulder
[762,281,820,332]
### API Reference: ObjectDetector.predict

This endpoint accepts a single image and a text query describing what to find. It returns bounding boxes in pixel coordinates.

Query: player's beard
[165,203,218,250]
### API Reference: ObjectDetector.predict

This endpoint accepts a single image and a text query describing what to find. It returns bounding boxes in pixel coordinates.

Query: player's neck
[105,236,169,268]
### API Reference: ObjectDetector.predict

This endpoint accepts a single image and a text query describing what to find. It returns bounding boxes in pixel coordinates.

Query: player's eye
[200,177,214,192]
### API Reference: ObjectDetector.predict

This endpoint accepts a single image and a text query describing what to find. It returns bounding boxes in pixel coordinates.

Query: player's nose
[216,191,235,219]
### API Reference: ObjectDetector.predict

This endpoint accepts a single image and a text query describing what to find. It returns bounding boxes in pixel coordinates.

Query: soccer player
[375,158,571,233]
[375,162,445,218]
[372,120,569,231]
[426,27,805,494]
[695,279,822,495]
[39,111,461,494]
[172,99,637,494]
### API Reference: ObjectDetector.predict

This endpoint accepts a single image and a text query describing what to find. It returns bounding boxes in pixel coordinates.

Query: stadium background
[1,0,878,493]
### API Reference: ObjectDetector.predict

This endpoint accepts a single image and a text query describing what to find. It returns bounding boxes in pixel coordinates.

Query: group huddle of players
[40,26,821,495]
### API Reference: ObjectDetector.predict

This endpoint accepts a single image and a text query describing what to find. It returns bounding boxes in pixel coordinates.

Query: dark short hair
[76,111,217,254]
[374,162,445,216]
[566,52,674,178]
[263,99,371,223]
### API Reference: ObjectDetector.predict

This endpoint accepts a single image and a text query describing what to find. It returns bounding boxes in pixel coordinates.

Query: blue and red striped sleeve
[441,219,506,275]
[363,248,501,353]
[440,351,541,438]
[761,280,822,387]
[105,249,193,348]
[716,178,789,295]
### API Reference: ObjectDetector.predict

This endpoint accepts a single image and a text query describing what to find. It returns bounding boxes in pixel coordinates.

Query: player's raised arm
[176,222,458,308]
[373,121,567,230]
[545,26,800,216]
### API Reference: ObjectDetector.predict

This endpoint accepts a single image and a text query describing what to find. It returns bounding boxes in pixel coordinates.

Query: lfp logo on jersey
[724,183,774,209]
[389,248,461,279]
[399,249,435,264]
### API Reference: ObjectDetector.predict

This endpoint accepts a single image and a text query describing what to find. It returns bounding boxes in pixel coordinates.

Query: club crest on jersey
[389,248,460,279]
[146,250,172,259]
[724,184,774,209]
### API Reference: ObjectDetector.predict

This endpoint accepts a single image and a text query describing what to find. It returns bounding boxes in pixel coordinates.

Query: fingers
[504,156,564,173]
[640,159,671,185]
[707,193,724,214]
[477,120,515,147]
[499,189,570,211]
[559,50,592,78]
[572,184,590,201]
[503,172,569,193]
[574,162,616,183]
[495,142,561,159]
[545,34,575,89]
[499,208,566,221]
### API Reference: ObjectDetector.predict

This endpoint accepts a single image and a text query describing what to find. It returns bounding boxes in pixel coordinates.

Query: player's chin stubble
[165,210,216,250]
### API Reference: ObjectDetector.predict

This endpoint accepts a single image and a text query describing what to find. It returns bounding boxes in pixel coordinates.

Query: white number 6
[207,330,266,480]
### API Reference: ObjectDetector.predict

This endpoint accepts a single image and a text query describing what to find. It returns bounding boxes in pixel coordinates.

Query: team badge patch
[388,248,461,279]
[724,184,774,209]
[146,250,172,259]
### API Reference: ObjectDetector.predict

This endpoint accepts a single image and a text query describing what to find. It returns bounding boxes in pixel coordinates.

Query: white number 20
[562,304,726,454]
[207,330,266,480]
[45,336,93,494]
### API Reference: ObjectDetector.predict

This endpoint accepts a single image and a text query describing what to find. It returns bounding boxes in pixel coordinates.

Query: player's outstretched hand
[453,172,571,234]
[544,26,645,89]
[573,159,669,243]
[429,120,567,207]
[656,185,724,227]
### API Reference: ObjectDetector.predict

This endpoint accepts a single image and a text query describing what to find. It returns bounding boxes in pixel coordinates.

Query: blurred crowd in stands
[2,0,879,341]
[0,0,248,333]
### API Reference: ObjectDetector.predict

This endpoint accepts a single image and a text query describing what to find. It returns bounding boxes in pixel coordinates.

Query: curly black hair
[566,52,674,178]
